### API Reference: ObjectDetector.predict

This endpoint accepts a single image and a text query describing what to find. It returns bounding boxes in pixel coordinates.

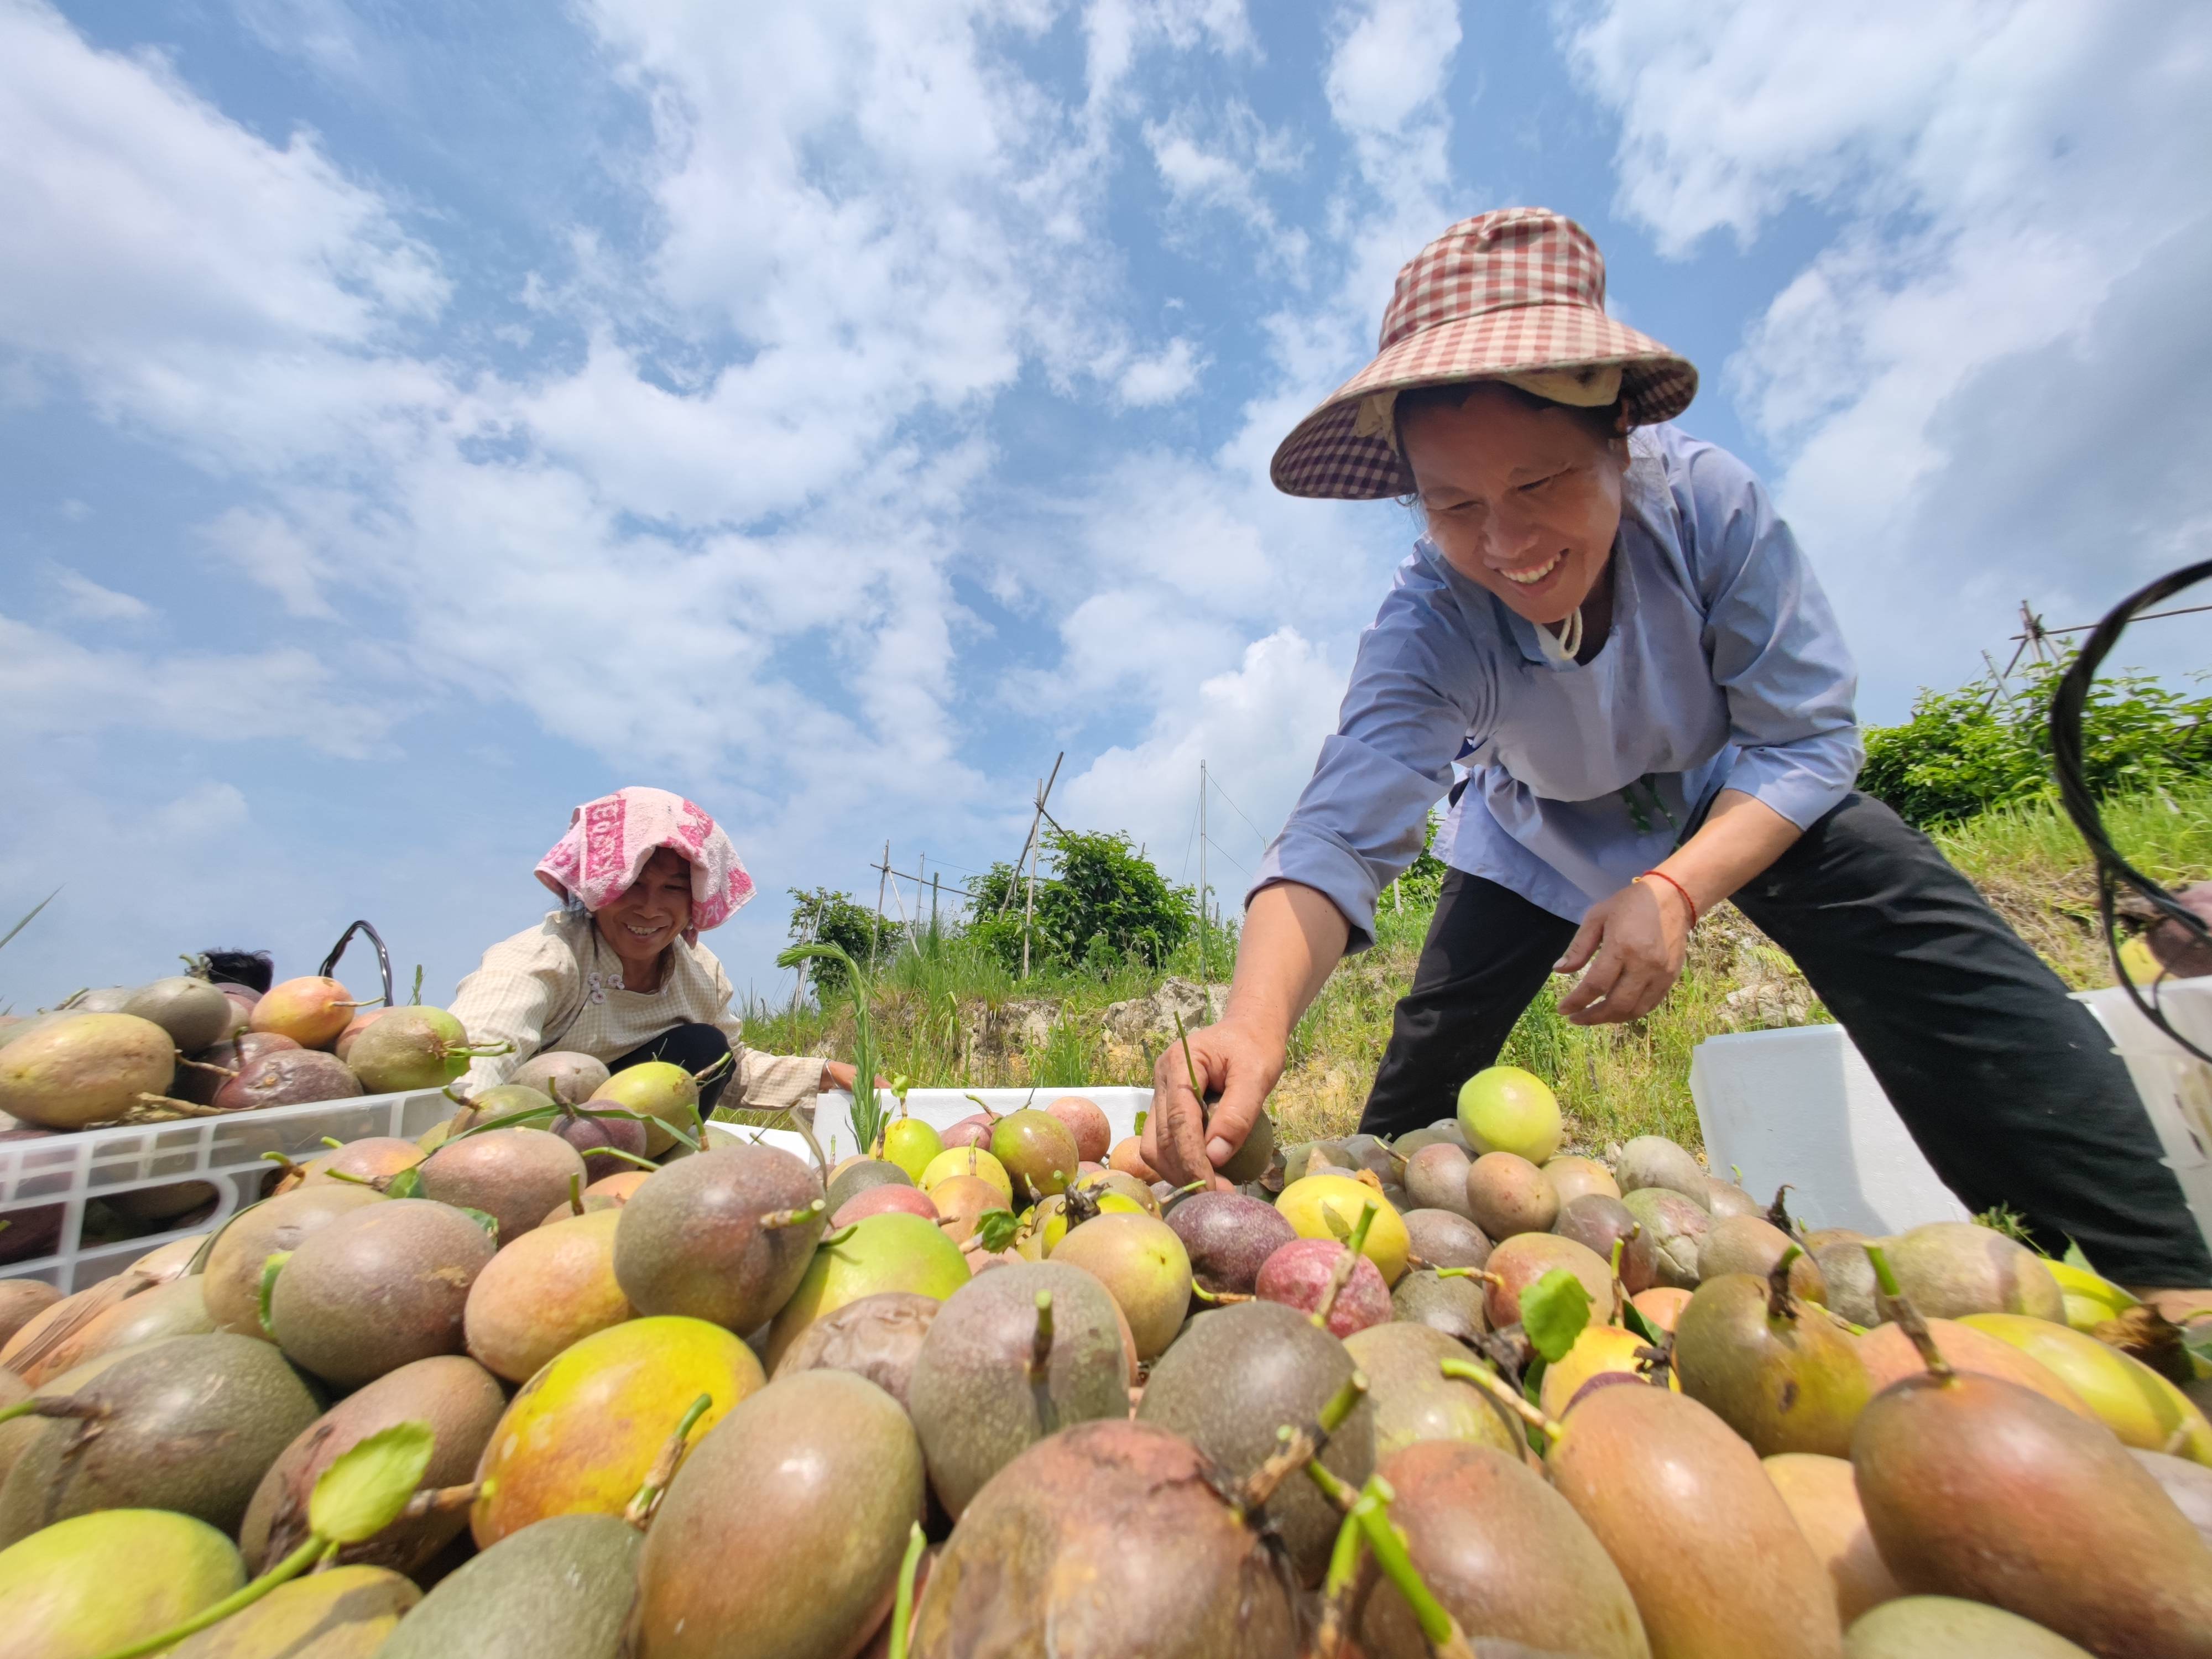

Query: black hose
[2049,559,2212,1062]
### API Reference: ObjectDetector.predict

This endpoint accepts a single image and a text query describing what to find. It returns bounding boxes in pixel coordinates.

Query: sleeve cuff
[1249,826,1385,954]
[1725,738,1863,832]
[735,1049,829,1112]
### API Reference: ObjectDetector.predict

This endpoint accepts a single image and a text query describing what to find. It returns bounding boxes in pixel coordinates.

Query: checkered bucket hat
[1270,207,1698,499]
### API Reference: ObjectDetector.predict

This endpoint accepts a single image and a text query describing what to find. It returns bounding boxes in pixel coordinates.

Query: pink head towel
[535,787,756,937]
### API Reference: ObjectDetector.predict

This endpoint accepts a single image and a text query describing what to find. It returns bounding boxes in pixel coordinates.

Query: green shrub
[1860,656,2212,827]
[967,830,1196,975]
[785,887,901,989]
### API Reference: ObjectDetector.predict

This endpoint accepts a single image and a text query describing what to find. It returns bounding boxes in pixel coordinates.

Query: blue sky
[3,0,2207,1013]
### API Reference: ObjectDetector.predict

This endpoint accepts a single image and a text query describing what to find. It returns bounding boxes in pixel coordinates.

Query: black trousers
[1360,791,2212,1286]
[610,1022,735,1114]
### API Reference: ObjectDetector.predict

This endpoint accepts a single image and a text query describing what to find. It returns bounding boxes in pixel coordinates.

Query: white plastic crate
[2078,978,2212,1254]
[709,1086,1155,1168]
[1692,980,2212,1254]
[0,1087,453,1293]
[1689,1024,1973,1236]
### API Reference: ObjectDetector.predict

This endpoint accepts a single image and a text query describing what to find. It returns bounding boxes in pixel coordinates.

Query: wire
[1178,792,1200,883]
[2049,557,2212,1064]
[1205,771,1274,851]
[1201,834,1251,878]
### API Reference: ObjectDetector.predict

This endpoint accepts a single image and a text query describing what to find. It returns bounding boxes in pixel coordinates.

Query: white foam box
[1691,978,2212,1252]
[708,1086,1154,1167]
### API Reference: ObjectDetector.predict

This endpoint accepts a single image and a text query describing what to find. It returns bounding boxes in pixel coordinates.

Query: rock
[1100,979,1228,1046]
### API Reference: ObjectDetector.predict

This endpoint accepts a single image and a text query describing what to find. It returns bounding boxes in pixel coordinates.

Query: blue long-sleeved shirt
[1254,423,1861,949]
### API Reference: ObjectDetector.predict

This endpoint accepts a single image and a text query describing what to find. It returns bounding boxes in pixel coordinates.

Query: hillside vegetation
[740,781,2212,1157]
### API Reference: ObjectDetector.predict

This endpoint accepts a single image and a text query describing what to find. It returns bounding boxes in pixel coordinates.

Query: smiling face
[594,846,693,971]
[1398,382,1631,627]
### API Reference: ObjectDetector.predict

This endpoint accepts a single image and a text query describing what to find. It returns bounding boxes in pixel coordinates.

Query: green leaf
[2063,1237,2094,1272]
[309,1421,437,1544]
[1521,1352,1548,1406]
[1618,1297,1664,1348]
[257,1250,293,1337]
[384,1166,422,1200]
[1133,1109,1147,1135]
[456,1207,500,1239]
[974,1209,1022,1253]
[1520,1269,1593,1365]
[1321,1207,1353,1243]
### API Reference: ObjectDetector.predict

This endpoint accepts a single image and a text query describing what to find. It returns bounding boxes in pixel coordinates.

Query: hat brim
[1269,304,1697,499]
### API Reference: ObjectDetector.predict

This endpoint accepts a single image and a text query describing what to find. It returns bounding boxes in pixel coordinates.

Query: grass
[734,786,2212,1155]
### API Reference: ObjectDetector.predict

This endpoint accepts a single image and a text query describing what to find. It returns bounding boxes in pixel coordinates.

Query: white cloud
[1559,0,2212,707]
[1116,337,1206,406]
[1325,0,1461,138]
[1144,100,1311,269]
[1083,0,1256,111]
[47,567,152,622]
[1062,628,1348,890]
[0,1,444,356]
[1051,0,1469,867]
[0,612,390,754]
[152,781,251,839]
[199,507,337,619]
[0,0,1461,1001]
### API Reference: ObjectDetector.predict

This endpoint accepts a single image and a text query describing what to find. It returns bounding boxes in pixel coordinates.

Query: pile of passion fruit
[3,1052,2210,1659]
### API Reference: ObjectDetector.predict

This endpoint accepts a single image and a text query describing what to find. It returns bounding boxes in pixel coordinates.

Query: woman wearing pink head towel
[449,786,863,1115]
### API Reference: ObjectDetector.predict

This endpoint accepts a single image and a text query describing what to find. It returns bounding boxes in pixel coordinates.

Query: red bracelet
[1635,869,1698,928]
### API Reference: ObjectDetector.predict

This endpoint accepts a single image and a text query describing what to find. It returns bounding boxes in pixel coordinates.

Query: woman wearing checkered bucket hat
[1147,208,2212,1294]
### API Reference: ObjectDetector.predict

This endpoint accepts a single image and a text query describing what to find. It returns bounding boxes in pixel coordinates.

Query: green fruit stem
[1766,1245,1803,1321]
[1188,1285,1253,1305]
[567,1173,585,1217]
[1318,1369,1368,1437]
[1355,1484,1475,1658]
[1241,1370,1371,1513]
[1172,1011,1208,1112]
[1439,1358,1564,1445]
[1305,1456,1359,1514]
[1028,1291,1054,1381]
[623,1393,716,1528]
[257,1250,293,1337]
[445,1100,561,1139]
[1862,1243,1953,1380]
[1313,1499,1368,1659]
[91,1532,327,1659]
[0,1395,102,1428]
[1311,1203,1379,1331]
[887,1521,926,1659]
[581,1146,660,1171]
[760,1199,827,1230]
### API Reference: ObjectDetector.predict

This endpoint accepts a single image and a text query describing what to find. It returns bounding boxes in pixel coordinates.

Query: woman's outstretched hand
[1554,876,1692,1025]
[819,1061,891,1093]
[1143,1020,1285,1191]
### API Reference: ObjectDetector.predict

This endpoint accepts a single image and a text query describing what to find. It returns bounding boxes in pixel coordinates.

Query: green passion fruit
[634,1369,926,1659]
[765,1211,971,1371]
[614,1144,826,1333]
[0,1507,246,1659]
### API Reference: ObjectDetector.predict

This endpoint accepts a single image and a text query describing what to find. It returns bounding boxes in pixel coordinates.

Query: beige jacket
[448,909,827,1110]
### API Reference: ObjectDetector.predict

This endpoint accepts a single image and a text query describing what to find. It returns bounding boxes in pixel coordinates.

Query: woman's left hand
[818,1061,891,1093]
[1554,877,1692,1025]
